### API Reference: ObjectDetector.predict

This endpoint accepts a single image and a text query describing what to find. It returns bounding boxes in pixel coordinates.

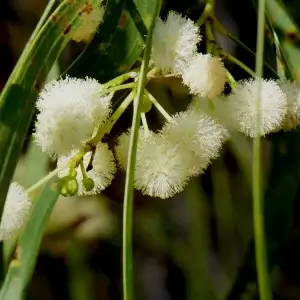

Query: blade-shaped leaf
[66,0,161,82]
[265,0,300,82]
[0,178,60,299]
[0,0,100,219]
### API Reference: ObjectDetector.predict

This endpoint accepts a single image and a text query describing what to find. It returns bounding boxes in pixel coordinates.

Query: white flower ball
[58,143,116,196]
[34,76,112,157]
[181,53,226,98]
[0,182,31,240]
[72,1,105,43]
[190,95,235,131]
[161,109,228,175]
[278,80,300,131]
[134,134,193,199]
[226,78,287,137]
[151,11,201,75]
[195,112,228,159]
[114,128,155,170]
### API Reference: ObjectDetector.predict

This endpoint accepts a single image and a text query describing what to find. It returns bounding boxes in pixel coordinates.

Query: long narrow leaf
[0,178,60,299]
[66,0,160,82]
[265,0,300,82]
[0,0,100,221]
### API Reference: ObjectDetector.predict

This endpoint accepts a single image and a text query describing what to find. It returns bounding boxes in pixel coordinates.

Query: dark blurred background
[3,0,300,299]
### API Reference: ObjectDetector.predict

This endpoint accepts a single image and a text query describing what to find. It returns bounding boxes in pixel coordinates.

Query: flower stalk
[122,1,160,298]
[253,0,273,299]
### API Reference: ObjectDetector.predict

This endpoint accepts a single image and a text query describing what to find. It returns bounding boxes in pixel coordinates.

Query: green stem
[122,1,160,298]
[67,88,136,175]
[26,166,65,195]
[205,21,216,54]
[68,145,92,169]
[225,70,237,88]
[220,50,257,78]
[141,113,149,132]
[80,161,88,178]
[88,92,134,145]
[66,92,135,178]
[146,67,159,79]
[99,83,136,96]
[101,70,138,90]
[145,90,172,122]
[196,0,215,26]
[253,0,272,299]
[212,17,278,76]
[205,21,256,82]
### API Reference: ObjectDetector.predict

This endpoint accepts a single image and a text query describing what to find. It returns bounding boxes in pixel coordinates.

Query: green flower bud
[82,177,95,192]
[59,176,78,197]
[68,168,77,178]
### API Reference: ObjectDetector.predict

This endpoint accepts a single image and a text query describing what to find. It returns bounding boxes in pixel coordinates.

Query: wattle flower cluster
[115,108,228,199]
[150,11,300,138]
[31,10,300,202]
[151,11,227,99]
[34,76,112,158]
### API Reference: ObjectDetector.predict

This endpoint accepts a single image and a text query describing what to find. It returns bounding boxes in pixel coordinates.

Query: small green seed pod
[82,177,95,192]
[59,176,78,197]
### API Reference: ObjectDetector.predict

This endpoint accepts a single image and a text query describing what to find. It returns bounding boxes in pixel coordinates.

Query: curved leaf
[0,0,99,219]
[0,178,60,300]
[66,0,161,82]
[265,0,300,82]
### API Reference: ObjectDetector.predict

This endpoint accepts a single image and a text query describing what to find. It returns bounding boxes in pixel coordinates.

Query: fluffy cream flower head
[181,53,226,98]
[278,80,300,131]
[226,78,287,137]
[0,182,31,240]
[57,143,116,196]
[114,128,155,170]
[195,112,228,159]
[34,76,112,157]
[134,134,193,199]
[190,95,235,131]
[151,11,201,75]
[161,109,228,176]
[72,1,105,43]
